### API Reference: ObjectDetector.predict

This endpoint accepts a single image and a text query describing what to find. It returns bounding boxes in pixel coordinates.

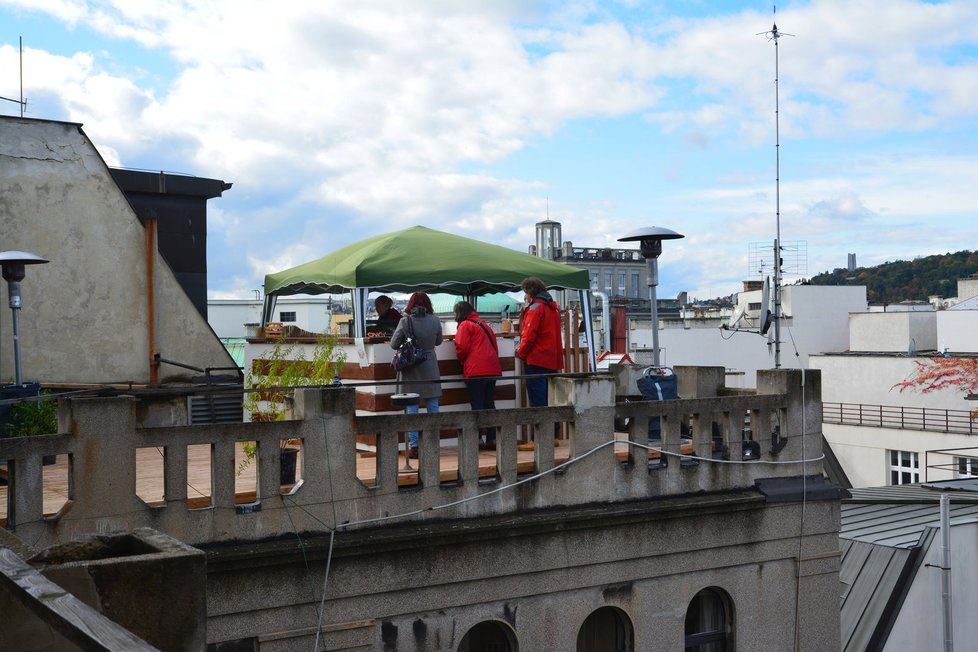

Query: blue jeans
[524,365,551,408]
[406,397,439,450]
[525,365,562,438]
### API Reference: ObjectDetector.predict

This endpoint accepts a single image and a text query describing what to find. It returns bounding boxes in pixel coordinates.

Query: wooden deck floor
[0,436,677,523]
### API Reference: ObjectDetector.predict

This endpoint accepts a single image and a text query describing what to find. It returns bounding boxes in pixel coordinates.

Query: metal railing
[823,402,977,435]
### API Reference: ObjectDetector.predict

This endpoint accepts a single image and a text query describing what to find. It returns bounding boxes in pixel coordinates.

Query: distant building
[529,219,649,301]
[209,295,337,338]
[634,283,867,387]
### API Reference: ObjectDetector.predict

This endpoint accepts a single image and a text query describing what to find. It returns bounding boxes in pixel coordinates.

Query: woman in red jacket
[453,301,502,449]
[516,277,563,409]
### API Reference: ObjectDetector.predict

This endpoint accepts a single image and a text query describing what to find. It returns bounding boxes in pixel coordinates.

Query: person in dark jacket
[453,301,502,449]
[516,277,563,408]
[390,291,443,458]
[375,295,403,321]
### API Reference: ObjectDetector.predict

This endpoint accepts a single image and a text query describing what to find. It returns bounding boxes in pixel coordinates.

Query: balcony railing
[823,402,977,435]
[1,370,818,550]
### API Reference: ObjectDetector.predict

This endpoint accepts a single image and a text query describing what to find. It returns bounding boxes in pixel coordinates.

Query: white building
[627,284,867,387]
[811,278,978,488]
[208,296,338,338]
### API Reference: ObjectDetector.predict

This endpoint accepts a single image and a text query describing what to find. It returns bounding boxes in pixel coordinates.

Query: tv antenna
[0,37,27,117]
[757,7,792,368]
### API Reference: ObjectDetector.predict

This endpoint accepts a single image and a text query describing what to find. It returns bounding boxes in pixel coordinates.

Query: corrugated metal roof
[840,483,978,651]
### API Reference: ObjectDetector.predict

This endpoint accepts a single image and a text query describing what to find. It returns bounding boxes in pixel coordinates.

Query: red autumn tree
[893,357,978,417]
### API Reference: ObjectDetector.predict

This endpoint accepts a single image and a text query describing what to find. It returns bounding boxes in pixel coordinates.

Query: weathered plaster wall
[0,116,234,384]
[202,496,842,651]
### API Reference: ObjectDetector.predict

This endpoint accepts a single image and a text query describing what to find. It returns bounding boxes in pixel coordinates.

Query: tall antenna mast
[758,7,792,368]
[20,36,24,117]
[1,36,28,116]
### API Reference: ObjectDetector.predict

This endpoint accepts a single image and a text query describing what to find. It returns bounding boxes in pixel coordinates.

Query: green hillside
[806,250,978,304]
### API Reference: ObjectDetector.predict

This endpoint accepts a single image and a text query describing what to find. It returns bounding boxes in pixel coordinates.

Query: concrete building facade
[1,368,845,651]
[0,116,235,385]
[811,298,978,488]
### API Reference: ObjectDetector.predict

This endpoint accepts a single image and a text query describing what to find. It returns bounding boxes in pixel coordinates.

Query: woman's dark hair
[375,295,393,310]
[453,301,474,323]
[520,277,546,297]
[406,291,434,315]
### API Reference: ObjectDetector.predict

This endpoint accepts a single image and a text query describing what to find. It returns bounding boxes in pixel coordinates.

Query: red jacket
[454,313,502,378]
[517,293,563,371]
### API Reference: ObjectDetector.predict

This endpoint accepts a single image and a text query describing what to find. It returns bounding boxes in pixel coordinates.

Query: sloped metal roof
[840,483,978,651]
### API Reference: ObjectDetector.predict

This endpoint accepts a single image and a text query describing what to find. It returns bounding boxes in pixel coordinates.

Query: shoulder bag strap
[473,319,498,352]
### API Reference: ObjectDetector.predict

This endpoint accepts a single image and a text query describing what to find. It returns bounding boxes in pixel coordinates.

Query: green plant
[238,332,345,474]
[4,392,57,437]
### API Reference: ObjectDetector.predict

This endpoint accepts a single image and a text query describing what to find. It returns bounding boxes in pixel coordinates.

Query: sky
[2,0,978,301]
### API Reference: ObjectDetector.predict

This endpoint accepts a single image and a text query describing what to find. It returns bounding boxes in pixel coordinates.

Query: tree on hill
[808,250,978,304]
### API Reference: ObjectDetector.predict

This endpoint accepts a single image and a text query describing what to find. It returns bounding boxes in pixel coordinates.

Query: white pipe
[591,290,610,351]
[941,493,953,652]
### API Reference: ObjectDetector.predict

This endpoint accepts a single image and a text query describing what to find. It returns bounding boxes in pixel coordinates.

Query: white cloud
[3,0,978,299]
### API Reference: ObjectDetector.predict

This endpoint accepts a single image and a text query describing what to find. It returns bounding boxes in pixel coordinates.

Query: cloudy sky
[2,0,977,300]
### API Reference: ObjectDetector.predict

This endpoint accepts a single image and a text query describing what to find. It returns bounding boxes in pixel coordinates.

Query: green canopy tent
[262,225,596,369]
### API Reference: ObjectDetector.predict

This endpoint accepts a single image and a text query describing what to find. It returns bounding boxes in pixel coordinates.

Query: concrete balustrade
[0,368,822,550]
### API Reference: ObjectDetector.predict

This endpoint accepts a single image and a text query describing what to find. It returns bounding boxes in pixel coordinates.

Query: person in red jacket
[453,301,502,449]
[516,277,563,409]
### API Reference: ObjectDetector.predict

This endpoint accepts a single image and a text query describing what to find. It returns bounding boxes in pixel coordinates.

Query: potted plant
[240,332,345,483]
[2,387,59,465]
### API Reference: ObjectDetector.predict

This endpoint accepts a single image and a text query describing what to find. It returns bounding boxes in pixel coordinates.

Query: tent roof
[264,225,590,297]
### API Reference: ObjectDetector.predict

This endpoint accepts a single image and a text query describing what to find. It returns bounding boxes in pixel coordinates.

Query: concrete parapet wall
[202,490,842,651]
[1,369,823,550]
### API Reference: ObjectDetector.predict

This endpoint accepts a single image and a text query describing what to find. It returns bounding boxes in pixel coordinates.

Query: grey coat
[390,310,443,399]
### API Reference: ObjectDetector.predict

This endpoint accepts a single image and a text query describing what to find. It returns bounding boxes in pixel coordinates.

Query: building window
[631,272,640,298]
[617,272,625,295]
[748,302,761,311]
[685,587,732,651]
[577,606,633,652]
[458,620,517,651]
[955,456,978,478]
[590,271,599,290]
[604,271,612,294]
[279,311,297,323]
[889,450,919,485]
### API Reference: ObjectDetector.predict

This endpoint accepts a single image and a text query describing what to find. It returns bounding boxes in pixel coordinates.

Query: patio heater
[1,251,49,386]
[618,227,684,367]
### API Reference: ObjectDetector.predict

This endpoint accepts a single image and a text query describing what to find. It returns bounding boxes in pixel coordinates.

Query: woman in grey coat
[390,291,443,456]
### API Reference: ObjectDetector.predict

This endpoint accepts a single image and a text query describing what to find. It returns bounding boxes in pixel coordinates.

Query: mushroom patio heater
[1,251,49,386]
[618,227,684,367]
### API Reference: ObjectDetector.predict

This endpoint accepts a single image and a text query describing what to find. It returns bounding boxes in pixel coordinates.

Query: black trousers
[466,377,497,441]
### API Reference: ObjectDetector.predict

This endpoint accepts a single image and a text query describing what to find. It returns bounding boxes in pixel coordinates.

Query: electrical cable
[335,437,825,531]
[312,409,341,651]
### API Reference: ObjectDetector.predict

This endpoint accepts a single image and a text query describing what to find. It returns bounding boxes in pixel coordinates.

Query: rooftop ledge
[0,367,823,550]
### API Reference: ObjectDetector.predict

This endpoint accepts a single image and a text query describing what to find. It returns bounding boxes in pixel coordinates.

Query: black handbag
[391,318,428,372]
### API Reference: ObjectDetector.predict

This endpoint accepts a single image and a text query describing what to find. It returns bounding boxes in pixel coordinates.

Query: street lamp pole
[618,227,684,367]
[1,251,49,386]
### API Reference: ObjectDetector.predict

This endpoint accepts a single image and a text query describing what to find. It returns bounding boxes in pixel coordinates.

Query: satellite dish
[760,276,773,335]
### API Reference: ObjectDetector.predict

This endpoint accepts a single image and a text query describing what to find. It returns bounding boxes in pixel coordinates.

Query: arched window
[684,587,733,651]
[577,606,633,652]
[457,620,517,652]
